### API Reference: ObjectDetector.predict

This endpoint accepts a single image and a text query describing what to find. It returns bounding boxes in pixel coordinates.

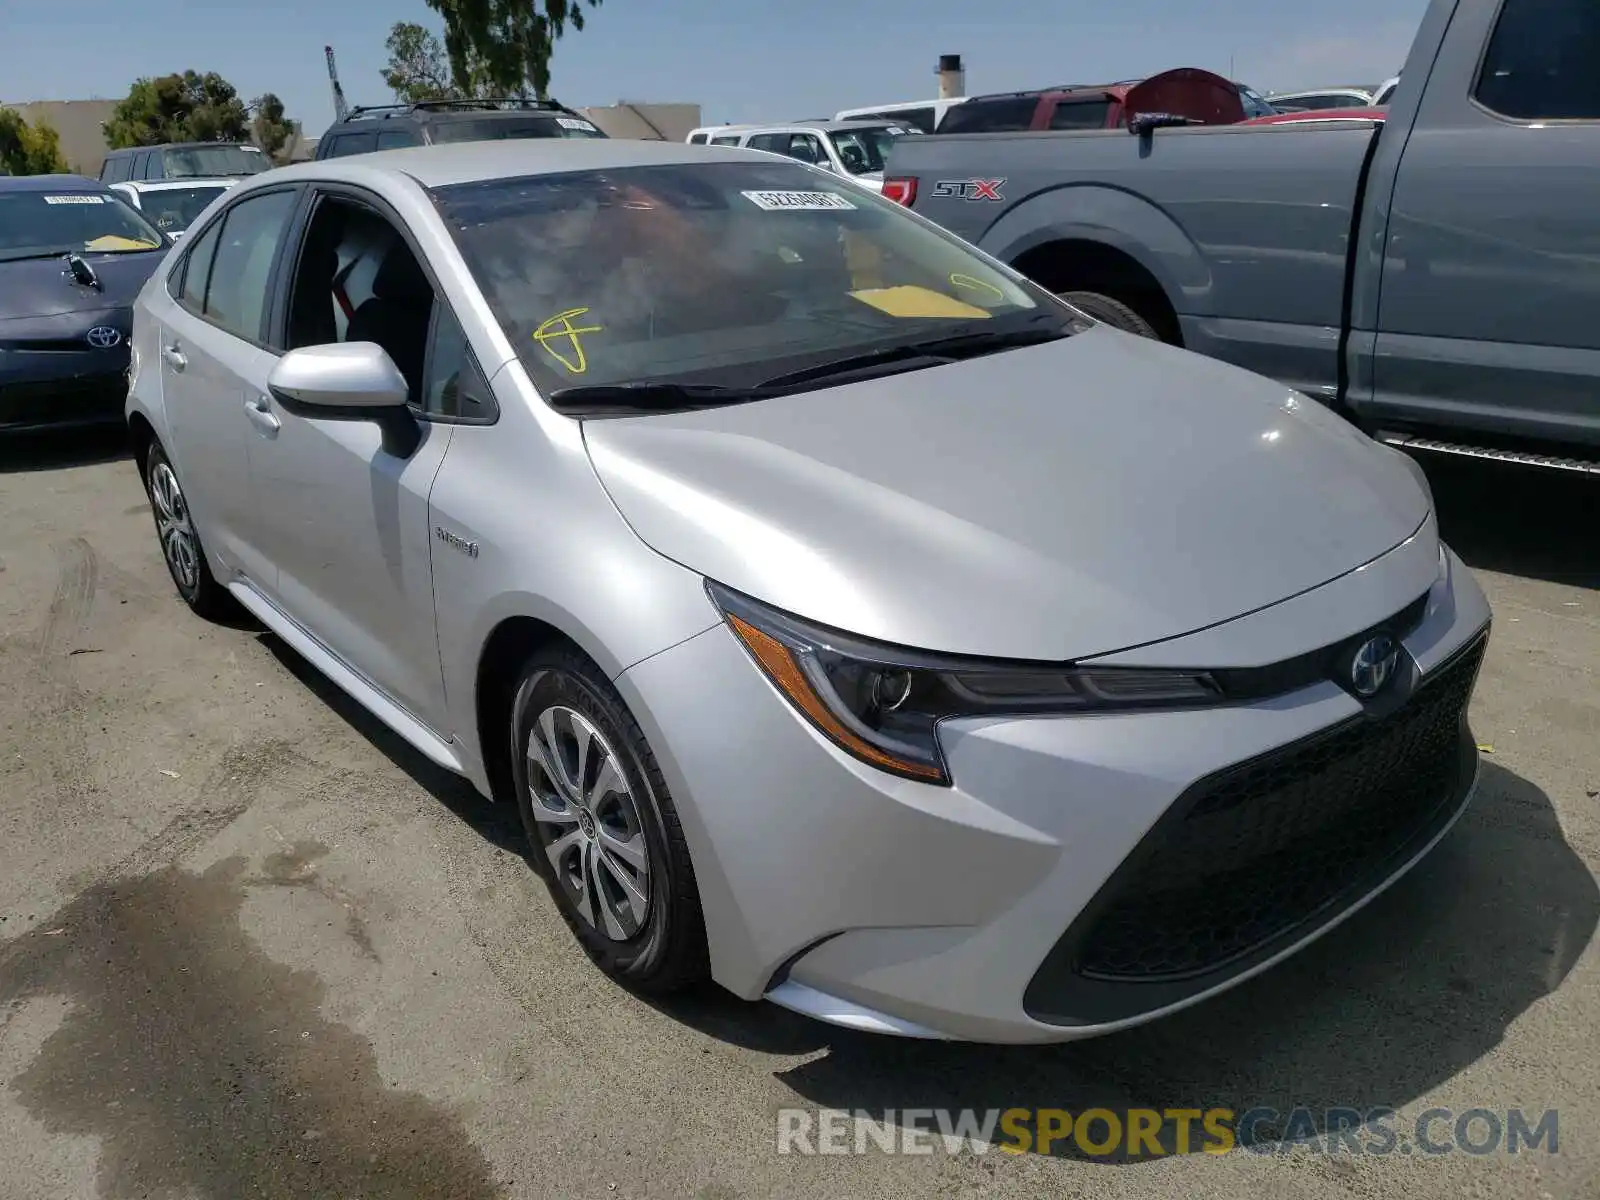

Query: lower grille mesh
[1075,635,1486,981]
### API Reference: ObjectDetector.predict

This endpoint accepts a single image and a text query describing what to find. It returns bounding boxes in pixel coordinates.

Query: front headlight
[708,582,1222,785]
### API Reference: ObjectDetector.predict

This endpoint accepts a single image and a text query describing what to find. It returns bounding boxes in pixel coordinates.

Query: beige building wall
[1,99,117,176]
[576,102,701,142]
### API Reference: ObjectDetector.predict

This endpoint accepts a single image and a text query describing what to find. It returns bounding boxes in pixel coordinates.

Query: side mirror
[267,342,421,456]
[1127,112,1201,137]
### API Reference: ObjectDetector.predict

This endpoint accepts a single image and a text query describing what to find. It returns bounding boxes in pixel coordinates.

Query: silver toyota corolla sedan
[126,139,1491,1043]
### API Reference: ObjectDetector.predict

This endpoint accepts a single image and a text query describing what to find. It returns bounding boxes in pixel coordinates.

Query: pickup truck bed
[884,0,1600,467]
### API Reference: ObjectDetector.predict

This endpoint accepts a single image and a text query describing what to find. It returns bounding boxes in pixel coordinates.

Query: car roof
[725,119,907,136]
[331,102,578,128]
[262,138,765,190]
[114,177,240,192]
[792,119,912,131]
[0,173,109,193]
[105,141,257,154]
[1269,87,1372,98]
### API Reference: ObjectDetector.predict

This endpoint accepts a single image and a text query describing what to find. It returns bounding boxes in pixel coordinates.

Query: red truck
[931,69,1270,134]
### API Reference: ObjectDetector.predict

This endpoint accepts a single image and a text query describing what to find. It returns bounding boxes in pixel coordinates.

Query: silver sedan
[126,139,1492,1043]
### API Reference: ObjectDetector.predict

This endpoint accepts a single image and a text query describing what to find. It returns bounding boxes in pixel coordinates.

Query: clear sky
[2,0,1426,137]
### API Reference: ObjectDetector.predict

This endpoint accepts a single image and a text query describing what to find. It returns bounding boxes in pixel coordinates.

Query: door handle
[244,395,281,434]
[162,343,187,372]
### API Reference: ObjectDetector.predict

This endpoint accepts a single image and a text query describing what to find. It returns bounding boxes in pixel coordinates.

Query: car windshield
[432,160,1063,400]
[1235,84,1279,118]
[0,190,166,260]
[827,126,917,175]
[139,184,231,233]
[430,115,606,143]
[164,145,269,177]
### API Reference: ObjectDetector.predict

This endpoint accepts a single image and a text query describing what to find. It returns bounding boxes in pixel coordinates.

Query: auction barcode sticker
[741,190,857,212]
[557,117,598,131]
[44,194,106,205]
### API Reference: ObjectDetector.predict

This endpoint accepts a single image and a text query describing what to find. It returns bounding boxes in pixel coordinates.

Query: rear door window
[937,96,1040,133]
[200,190,300,343]
[1048,100,1112,129]
[325,131,379,157]
[176,219,222,308]
[745,133,790,153]
[377,129,421,149]
[786,134,826,164]
[1475,0,1600,120]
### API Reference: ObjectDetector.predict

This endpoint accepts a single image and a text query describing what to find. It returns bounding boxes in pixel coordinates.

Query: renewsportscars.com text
[776,1106,1560,1158]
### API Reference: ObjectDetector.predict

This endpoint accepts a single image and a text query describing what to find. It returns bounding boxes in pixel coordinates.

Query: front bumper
[615,539,1492,1044]
[1,319,132,433]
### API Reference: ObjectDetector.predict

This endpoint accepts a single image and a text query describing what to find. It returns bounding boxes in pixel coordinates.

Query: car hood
[582,326,1432,661]
[0,250,167,322]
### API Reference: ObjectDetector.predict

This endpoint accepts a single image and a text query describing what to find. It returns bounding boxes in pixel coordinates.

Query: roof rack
[343,97,573,122]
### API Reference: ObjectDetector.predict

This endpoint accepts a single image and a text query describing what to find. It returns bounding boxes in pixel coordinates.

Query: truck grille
[1073,632,1487,983]
[0,375,128,429]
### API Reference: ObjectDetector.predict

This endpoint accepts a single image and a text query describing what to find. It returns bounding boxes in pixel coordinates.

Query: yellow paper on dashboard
[83,235,161,252]
[848,285,991,320]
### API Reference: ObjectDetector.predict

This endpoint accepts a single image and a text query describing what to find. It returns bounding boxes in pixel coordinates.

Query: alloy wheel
[526,704,652,942]
[149,460,199,592]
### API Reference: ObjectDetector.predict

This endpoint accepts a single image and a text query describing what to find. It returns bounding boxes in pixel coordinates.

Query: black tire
[143,441,231,620]
[509,645,709,994]
[1058,290,1161,340]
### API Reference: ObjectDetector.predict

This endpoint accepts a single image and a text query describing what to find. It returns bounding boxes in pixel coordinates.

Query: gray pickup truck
[883,0,1600,473]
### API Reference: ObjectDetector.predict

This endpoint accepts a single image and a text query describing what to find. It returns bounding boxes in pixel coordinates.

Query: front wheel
[143,442,230,620]
[1057,290,1160,340]
[510,646,708,994]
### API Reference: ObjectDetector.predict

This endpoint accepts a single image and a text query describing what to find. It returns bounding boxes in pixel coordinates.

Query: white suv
[685,120,920,193]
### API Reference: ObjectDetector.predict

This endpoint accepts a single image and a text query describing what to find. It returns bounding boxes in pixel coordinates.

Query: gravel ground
[0,429,1595,1200]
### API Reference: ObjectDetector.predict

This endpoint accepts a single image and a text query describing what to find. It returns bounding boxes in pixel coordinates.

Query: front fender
[979,183,1212,315]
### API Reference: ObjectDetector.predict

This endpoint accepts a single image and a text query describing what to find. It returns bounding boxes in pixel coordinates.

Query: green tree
[0,108,70,175]
[250,92,298,161]
[384,22,466,102]
[425,0,601,100]
[104,71,251,148]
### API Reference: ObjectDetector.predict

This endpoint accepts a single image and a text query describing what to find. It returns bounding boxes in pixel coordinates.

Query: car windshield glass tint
[163,145,269,177]
[142,185,230,232]
[828,126,915,174]
[1236,85,1278,117]
[430,116,604,143]
[0,191,166,258]
[431,160,1052,397]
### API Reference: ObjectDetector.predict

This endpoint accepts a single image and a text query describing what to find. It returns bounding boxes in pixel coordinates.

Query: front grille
[1073,632,1487,983]
[0,374,128,428]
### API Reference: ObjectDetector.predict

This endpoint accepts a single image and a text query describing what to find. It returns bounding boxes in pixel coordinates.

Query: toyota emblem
[1349,634,1401,699]
[86,326,123,349]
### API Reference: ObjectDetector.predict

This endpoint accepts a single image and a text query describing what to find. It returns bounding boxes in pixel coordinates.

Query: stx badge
[932,178,1005,201]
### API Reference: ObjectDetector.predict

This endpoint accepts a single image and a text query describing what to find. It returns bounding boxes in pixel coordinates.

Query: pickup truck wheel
[1058,291,1160,340]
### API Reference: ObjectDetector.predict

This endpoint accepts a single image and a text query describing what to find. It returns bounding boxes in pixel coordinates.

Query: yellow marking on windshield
[533,307,603,374]
[949,273,1007,303]
[83,235,161,251]
[848,286,992,320]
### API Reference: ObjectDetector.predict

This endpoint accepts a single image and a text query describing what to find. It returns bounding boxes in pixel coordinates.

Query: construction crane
[325,45,349,122]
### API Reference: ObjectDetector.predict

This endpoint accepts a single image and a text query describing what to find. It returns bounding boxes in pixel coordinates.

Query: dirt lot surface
[1,429,1596,1200]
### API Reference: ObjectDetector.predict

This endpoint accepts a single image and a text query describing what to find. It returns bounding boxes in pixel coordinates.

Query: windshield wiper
[0,248,75,264]
[755,316,1069,391]
[546,380,756,415]
[546,316,1073,414]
